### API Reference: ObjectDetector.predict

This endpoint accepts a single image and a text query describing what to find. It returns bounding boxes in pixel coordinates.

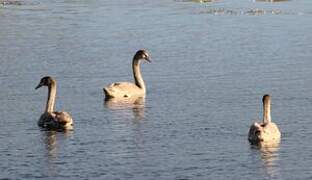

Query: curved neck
[132,57,146,92]
[45,81,56,113]
[263,100,271,124]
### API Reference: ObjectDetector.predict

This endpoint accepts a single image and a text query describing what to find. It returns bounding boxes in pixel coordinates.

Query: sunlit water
[1,0,312,179]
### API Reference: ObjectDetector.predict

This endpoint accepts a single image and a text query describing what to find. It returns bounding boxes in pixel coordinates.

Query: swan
[103,50,151,99]
[35,76,73,130]
[248,94,281,144]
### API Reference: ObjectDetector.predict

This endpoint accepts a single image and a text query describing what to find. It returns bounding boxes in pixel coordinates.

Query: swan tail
[103,87,115,98]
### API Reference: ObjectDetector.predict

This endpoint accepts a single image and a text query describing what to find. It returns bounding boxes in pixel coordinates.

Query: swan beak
[35,83,42,90]
[145,57,151,63]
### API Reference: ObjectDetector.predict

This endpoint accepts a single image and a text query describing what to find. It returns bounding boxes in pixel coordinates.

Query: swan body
[248,95,281,144]
[104,82,144,98]
[38,112,73,130]
[104,50,151,99]
[248,122,280,144]
[36,76,73,130]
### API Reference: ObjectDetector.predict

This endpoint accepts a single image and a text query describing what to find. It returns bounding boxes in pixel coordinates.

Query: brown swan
[35,76,73,130]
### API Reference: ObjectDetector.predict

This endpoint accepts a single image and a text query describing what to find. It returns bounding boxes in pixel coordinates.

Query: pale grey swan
[248,94,281,144]
[103,50,151,99]
[36,76,73,130]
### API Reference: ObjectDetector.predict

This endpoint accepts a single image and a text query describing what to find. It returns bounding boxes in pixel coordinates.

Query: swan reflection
[42,130,72,159]
[104,97,145,120]
[40,130,72,177]
[251,142,281,179]
[43,131,57,159]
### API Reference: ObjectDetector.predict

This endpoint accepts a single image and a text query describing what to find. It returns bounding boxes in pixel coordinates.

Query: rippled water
[1,0,312,179]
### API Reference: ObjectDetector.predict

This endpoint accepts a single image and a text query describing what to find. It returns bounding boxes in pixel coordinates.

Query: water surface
[1,0,312,179]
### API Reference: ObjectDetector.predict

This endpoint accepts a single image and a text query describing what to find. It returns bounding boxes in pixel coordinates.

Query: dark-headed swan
[36,76,73,130]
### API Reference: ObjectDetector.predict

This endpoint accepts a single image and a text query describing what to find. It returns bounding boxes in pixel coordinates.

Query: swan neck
[46,81,56,113]
[263,99,271,124]
[132,57,145,91]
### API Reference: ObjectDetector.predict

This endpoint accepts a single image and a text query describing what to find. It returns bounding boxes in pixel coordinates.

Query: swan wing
[104,82,142,98]
[263,122,281,138]
[38,112,54,127]
[38,112,73,129]
[54,111,73,125]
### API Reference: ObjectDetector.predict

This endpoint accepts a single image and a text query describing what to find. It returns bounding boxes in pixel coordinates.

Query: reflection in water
[43,131,58,159]
[42,130,72,159]
[104,97,147,159]
[251,142,281,179]
[41,130,72,177]
[104,97,145,121]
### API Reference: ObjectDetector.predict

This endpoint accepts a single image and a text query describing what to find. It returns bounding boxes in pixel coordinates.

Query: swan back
[248,122,281,144]
[104,82,145,99]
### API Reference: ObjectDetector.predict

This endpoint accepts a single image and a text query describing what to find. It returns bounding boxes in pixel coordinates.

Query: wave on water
[174,0,308,16]
[197,8,306,16]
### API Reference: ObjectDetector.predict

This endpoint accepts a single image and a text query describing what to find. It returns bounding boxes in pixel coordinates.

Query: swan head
[35,76,55,89]
[134,50,151,62]
[262,94,271,105]
[249,122,265,143]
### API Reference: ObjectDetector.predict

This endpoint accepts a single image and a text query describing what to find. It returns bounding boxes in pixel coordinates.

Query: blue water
[1,0,312,179]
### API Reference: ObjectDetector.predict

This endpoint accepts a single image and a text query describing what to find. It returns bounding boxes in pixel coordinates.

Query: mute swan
[248,94,281,144]
[103,50,151,99]
[35,76,73,130]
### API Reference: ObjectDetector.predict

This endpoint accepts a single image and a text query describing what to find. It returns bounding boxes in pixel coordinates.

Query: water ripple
[198,8,306,16]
